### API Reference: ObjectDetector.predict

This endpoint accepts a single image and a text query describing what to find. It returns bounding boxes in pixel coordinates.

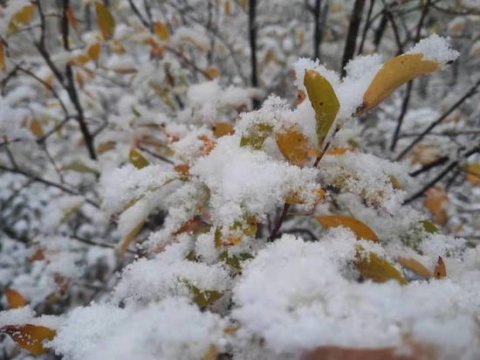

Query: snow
[407,34,460,66]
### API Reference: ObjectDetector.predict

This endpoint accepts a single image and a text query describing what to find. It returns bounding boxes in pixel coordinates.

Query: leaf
[359,53,439,113]
[1,324,56,356]
[153,22,170,41]
[174,164,190,176]
[434,256,446,279]
[240,123,273,150]
[397,257,432,278]
[183,281,223,309]
[355,250,408,285]
[129,148,149,169]
[205,66,220,80]
[118,221,144,256]
[466,163,480,185]
[423,186,449,226]
[316,215,378,242]
[0,41,6,72]
[326,146,356,156]
[87,43,101,61]
[66,6,79,32]
[96,141,116,154]
[61,161,98,175]
[8,5,35,36]
[5,289,27,309]
[29,119,44,138]
[212,122,234,138]
[95,2,115,40]
[275,126,311,167]
[420,220,438,234]
[303,70,340,149]
[203,345,218,360]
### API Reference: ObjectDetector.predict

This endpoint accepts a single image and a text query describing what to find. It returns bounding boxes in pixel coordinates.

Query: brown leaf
[87,43,101,61]
[4,288,27,309]
[95,2,115,40]
[0,41,6,72]
[423,187,449,226]
[66,6,79,32]
[466,163,480,185]
[355,251,408,285]
[434,256,446,279]
[212,122,234,138]
[1,324,56,356]
[316,215,378,242]
[153,22,170,41]
[29,119,44,138]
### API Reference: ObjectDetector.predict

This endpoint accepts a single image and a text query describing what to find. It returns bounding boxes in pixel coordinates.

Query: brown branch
[341,0,366,77]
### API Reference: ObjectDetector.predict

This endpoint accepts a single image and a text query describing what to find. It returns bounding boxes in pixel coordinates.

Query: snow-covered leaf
[316,215,378,242]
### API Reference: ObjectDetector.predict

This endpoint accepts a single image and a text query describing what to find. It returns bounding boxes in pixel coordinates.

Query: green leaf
[420,220,439,234]
[62,161,98,175]
[129,148,149,169]
[183,281,223,308]
[304,70,340,149]
[240,123,273,150]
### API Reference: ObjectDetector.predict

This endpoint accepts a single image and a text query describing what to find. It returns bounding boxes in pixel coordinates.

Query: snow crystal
[407,34,459,66]
[51,298,226,360]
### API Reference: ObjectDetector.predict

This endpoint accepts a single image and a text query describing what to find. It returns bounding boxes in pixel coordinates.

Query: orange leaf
[423,186,449,226]
[212,122,234,138]
[316,215,378,242]
[29,119,44,138]
[1,324,56,356]
[87,43,101,61]
[359,53,439,113]
[153,22,170,41]
[95,2,115,40]
[397,257,432,278]
[434,256,446,279]
[205,66,220,80]
[4,289,27,309]
[276,126,311,167]
[326,146,356,156]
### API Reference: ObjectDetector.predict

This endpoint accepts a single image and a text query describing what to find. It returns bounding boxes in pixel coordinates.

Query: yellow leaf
[275,126,311,167]
[316,215,378,242]
[240,123,273,150]
[326,146,356,156]
[397,257,432,278]
[423,186,449,226]
[8,5,35,36]
[434,256,446,279]
[203,345,218,360]
[359,53,439,113]
[153,22,170,41]
[5,288,27,309]
[1,324,56,356]
[118,221,144,256]
[355,251,407,285]
[205,66,220,80]
[0,41,6,72]
[95,2,115,40]
[129,148,149,169]
[87,43,101,61]
[29,119,44,138]
[466,163,480,185]
[212,122,234,138]
[304,70,340,149]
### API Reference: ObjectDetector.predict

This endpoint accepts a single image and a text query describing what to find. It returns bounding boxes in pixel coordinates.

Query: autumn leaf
[174,164,190,176]
[240,123,273,150]
[118,221,144,256]
[423,186,449,226]
[203,345,218,360]
[434,256,446,279]
[466,163,480,185]
[66,6,79,32]
[0,41,6,72]
[205,66,220,80]
[316,215,378,242]
[95,2,116,40]
[212,122,234,138]
[183,281,223,309]
[87,43,102,61]
[154,22,170,41]
[359,54,439,113]
[29,119,44,138]
[1,324,56,356]
[275,126,311,167]
[303,69,340,149]
[129,148,149,169]
[397,257,432,278]
[355,250,408,285]
[4,288,27,309]
[62,161,98,175]
[326,146,356,156]
[8,4,35,36]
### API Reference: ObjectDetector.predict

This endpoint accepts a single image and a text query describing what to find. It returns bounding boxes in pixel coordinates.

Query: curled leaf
[316,215,378,242]
[359,53,439,113]
[303,70,340,149]
[1,324,56,356]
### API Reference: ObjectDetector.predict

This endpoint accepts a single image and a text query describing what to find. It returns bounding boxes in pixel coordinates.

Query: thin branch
[268,204,290,242]
[341,0,366,77]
